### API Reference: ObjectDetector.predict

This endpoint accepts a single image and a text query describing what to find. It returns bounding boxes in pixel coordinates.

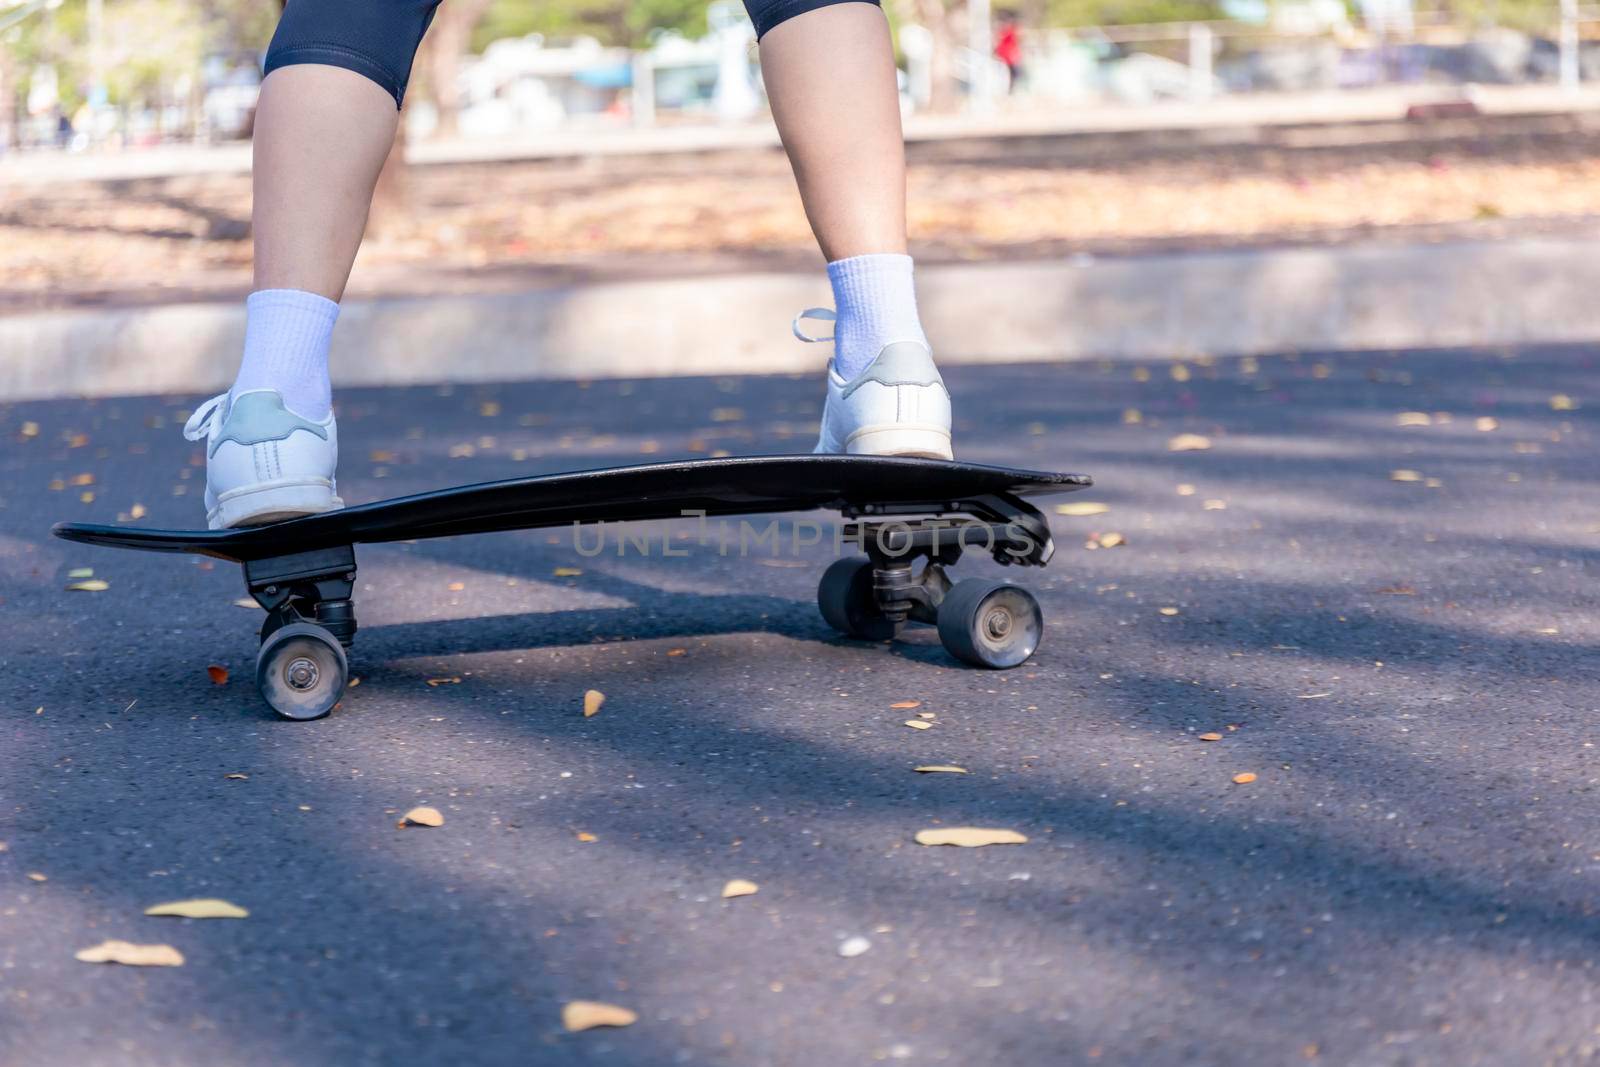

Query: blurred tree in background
[1045,0,1227,25]
[474,0,708,50]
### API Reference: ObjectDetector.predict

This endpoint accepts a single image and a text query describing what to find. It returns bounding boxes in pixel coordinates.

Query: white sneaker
[183,389,343,529]
[795,308,953,460]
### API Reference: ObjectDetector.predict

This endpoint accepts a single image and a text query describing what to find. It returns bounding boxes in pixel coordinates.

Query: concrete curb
[3,237,1597,400]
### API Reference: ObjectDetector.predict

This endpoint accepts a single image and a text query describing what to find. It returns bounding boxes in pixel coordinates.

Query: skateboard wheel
[936,580,1042,669]
[256,622,348,721]
[817,557,902,642]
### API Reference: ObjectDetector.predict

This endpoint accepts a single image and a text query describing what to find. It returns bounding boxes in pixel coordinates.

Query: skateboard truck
[243,545,358,721]
[819,491,1050,668]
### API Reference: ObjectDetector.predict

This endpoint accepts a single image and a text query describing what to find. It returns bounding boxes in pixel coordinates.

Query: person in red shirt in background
[995,12,1024,94]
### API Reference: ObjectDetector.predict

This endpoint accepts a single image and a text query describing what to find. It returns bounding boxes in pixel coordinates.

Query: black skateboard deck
[55,455,1091,719]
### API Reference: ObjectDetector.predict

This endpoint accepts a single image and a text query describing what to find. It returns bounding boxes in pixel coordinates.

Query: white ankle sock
[826,253,928,380]
[231,289,339,420]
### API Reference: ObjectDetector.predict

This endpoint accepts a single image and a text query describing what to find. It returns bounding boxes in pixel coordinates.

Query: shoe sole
[209,480,342,530]
[844,424,954,461]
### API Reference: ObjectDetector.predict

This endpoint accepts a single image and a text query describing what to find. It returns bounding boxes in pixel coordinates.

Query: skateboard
[54,455,1090,720]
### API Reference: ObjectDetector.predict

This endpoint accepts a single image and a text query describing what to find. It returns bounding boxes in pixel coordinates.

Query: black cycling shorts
[264,0,881,108]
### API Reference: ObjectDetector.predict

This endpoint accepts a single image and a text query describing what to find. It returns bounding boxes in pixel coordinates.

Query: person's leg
[251,65,397,303]
[233,0,439,420]
[758,2,905,262]
[232,65,396,422]
[188,0,439,528]
[751,0,951,458]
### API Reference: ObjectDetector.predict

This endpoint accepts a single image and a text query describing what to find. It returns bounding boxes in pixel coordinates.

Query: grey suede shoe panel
[210,391,329,456]
[840,342,947,398]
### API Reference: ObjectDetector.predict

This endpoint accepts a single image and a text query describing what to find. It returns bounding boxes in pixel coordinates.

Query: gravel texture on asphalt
[0,346,1595,1066]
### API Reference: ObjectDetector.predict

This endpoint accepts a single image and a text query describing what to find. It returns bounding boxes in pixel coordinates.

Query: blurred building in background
[1,0,1598,154]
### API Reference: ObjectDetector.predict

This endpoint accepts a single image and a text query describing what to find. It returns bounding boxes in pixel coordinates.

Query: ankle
[233,289,339,420]
[826,254,928,380]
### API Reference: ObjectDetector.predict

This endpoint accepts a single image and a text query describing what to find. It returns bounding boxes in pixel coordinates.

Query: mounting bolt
[285,657,320,691]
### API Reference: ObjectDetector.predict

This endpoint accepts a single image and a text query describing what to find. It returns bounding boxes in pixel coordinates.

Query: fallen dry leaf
[75,940,184,967]
[479,401,501,417]
[1055,501,1109,517]
[721,878,759,899]
[890,700,922,709]
[27,871,46,882]
[1475,417,1499,432]
[1390,469,1423,482]
[447,581,465,592]
[1396,411,1432,426]
[1093,532,1126,549]
[1122,408,1143,424]
[666,648,687,657]
[206,665,229,685]
[425,677,461,687]
[233,597,258,609]
[1159,607,1180,616]
[583,689,605,717]
[144,898,248,919]
[903,720,933,730]
[1550,394,1577,411]
[1176,483,1196,496]
[553,567,583,577]
[914,765,969,774]
[1167,433,1213,452]
[562,1001,637,1032]
[1375,585,1416,595]
[1198,732,1223,742]
[1298,692,1333,699]
[914,827,1027,847]
[575,831,597,842]
[1202,499,1227,511]
[65,579,109,592]
[67,567,94,579]
[401,806,444,828]
[838,936,872,957]
[20,421,39,437]
[225,773,248,780]
[1232,772,1258,784]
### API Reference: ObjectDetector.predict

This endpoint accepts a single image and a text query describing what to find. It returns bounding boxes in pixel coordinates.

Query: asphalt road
[1,347,1595,1067]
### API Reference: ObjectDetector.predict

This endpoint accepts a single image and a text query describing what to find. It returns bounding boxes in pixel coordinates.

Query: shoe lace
[791,307,835,344]
[182,392,229,442]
